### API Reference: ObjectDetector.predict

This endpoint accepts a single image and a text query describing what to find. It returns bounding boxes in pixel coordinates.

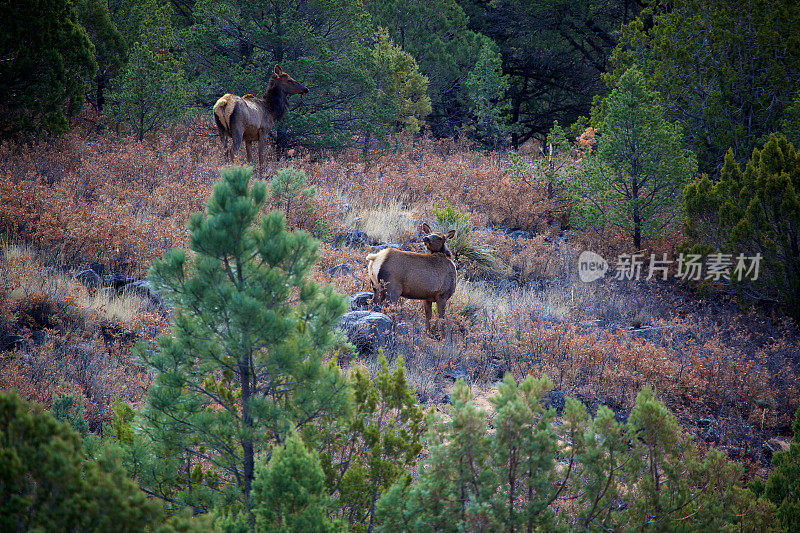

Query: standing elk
[213,65,308,175]
[366,223,457,332]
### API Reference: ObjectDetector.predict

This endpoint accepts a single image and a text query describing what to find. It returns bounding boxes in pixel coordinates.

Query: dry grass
[353,201,419,244]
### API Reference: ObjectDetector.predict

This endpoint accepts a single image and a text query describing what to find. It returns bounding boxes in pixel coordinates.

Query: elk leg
[218,129,229,161]
[231,130,243,163]
[436,297,447,319]
[435,296,448,333]
[258,135,266,177]
[245,142,253,170]
[424,301,433,332]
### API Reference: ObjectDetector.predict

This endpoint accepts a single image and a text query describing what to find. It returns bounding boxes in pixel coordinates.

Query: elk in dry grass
[366,223,457,332]
[213,65,308,175]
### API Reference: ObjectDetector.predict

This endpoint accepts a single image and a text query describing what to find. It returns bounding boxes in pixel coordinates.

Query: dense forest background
[5,0,800,168]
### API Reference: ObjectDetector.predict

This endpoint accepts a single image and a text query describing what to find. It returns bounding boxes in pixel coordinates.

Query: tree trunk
[240,356,255,525]
[632,174,641,249]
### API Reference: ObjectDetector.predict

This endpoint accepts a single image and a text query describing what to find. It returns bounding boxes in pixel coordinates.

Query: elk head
[271,64,309,95]
[421,223,456,257]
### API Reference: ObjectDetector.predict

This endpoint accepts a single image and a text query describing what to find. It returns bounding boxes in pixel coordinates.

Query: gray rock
[31,330,49,346]
[103,271,128,288]
[544,390,566,414]
[702,426,722,444]
[698,416,714,428]
[763,437,790,460]
[76,269,101,289]
[325,264,352,278]
[337,311,395,355]
[508,229,533,240]
[98,287,117,300]
[0,334,24,352]
[343,230,372,246]
[370,243,400,252]
[349,292,374,311]
[124,279,164,307]
[445,365,470,382]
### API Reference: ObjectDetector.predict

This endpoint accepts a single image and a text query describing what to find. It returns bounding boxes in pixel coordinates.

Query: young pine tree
[571,68,697,249]
[107,0,187,140]
[462,41,512,150]
[763,407,800,531]
[309,354,425,532]
[135,166,349,518]
[684,134,800,316]
[251,433,346,532]
[0,392,166,532]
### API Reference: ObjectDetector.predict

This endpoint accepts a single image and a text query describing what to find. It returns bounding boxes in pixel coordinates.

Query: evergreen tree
[607,0,800,172]
[250,433,346,532]
[184,0,411,150]
[376,379,773,531]
[462,41,512,149]
[364,0,486,137]
[371,28,432,136]
[309,355,424,532]
[571,68,698,249]
[458,0,636,146]
[50,393,89,437]
[0,0,97,136]
[268,167,316,229]
[684,134,800,316]
[489,374,563,531]
[76,0,127,111]
[763,407,800,531]
[107,0,187,140]
[782,93,800,151]
[134,166,349,518]
[376,380,495,531]
[0,392,165,531]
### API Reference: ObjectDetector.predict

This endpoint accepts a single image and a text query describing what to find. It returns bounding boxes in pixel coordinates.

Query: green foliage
[365,0,486,137]
[546,120,570,158]
[376,378,774,531]
[111,400,136,445]
[764,407,800,531]
[250,433,346,532]
[432,199,469,227]
[76,0,127,111]
[0,391,165,531]
[608,0,800,172]
[462,40,512,149]
[570,68,698,248]
[50,393,89,437]
[133,166,349,517]
[307,355,424,532]
[269,167,316,225]
[372,28,432,135]
[782,92,800,149]
[431,203,496,271]
[0,0,97,136]
[107,0,187,140]
[684,134,800,315]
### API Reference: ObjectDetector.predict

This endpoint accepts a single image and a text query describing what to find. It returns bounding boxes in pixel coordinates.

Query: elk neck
[263,81,288,120]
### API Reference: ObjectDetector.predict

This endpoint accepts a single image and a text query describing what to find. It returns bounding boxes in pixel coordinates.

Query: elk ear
[274,64,283,75]
[445,229,456,240]
[422,223,432,234]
